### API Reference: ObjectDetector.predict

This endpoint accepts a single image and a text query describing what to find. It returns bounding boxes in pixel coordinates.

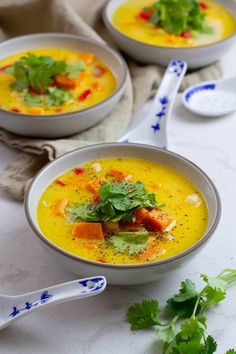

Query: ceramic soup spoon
[182,76,236,117]
[0,276,106,330]
[119,59,188,148]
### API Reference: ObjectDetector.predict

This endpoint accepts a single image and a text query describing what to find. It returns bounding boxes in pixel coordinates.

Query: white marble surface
[1,48,236,353]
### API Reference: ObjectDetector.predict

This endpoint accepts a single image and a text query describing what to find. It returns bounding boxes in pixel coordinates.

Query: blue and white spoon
[119,59,188,148]
[0,276,106,330]
[182,76,236,117]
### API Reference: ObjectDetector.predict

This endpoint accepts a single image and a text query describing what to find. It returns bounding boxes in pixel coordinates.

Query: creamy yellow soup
[0,48,116,115]
[37,158,208,265]
[112,0,236,47]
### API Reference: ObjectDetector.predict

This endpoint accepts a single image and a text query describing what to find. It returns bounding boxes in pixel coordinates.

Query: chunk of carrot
[138,242,166,261]
[135,208,149,225]
[28,107,44,115]
[79,53,95,64]
[72,222,104,240]
[109,168,130,181]
[54,198,68,217]
[92,81,103,91]
[145,209,174,232]
[86,178,106,194]
[55,75,77,89]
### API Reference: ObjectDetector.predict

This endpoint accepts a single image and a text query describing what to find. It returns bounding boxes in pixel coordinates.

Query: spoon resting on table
[0,276,106,330]
[119,59,188,148]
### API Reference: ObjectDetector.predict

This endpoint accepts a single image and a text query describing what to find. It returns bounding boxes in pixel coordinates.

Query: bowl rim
[25,142,221,270]
[0,32,128,119]
[103,0,236,51]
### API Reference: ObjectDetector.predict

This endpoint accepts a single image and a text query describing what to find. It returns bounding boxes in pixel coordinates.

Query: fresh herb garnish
[9,54,66,93]
[127,268,236,353]
[142,0,213,35]
[24,87,73,108]
[109,231,149,255]
[67,181,161,223]
[66,61,85,79]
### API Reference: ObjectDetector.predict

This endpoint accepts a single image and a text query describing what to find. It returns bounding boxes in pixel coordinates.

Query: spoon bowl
[182,76,236,117]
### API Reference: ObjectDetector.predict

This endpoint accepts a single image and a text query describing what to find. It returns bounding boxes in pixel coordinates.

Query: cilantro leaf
[127,299,161,330]
[201,336,217,354]
[109,231,149,255]
[201,274,227,307]
[145,0,213,35]
[45,87,73,106]
[166,280,199,318]
[225,350,236,354]
[156,324,177,344]
[10,53,66,93]
[66,61,85,79]
[68,181,161,223]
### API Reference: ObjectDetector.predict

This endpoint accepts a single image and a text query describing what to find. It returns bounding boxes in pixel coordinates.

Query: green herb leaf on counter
[127,299,161,330]
[109,231,149,255]
[127,268,236,354]
[67,181,162,223]
[145,0,213,35]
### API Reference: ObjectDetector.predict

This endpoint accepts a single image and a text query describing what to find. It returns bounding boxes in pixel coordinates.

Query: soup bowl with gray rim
[24,143,221,285]
[0,33,128,138]
[103,0,236,69]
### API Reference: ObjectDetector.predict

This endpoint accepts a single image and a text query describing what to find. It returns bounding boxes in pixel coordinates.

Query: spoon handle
[5,276,106,323]
[119,59,187,148]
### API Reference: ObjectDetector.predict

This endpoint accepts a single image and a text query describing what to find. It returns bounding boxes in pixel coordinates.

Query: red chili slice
[199,1,209,10]
[74,168,85,175]
[181,31,192,38]
[55,179,66,187]
[11,107,21,113]
[78,89,92,101]
[93,66,106,78]
[0,64,11,72]
[139,10,153,20]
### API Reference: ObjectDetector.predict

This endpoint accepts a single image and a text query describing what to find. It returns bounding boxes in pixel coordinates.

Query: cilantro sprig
[67,181,162,223]
[127,268,236,353]
[142,0,213,35]
[109,231,149,255]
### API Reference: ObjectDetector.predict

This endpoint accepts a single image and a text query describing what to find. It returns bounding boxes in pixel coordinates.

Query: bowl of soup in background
[103,0,236,69]
[0,33,127,138]
[25,143,221,285]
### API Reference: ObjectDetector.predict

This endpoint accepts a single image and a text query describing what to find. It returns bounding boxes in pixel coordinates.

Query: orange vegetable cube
[146,209,175,232]
[54,198,68,217]
[135,208,149,225]
[72,222,104,240]
[86,178,106,194]
[80,53,95,64]
[92,82,103,91]
[55,75,77,89]
[28,107,44,115]
[109,168,131,181]
[139,242,166,261]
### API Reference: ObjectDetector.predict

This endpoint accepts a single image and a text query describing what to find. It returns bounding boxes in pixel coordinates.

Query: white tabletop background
[0,47,236,353]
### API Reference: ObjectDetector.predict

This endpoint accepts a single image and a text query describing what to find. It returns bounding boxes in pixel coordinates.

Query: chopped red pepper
[78,89,92,101]
[181,31,192,38]
[92,194,100,203]
[55,179,66,187]
[0,64,11,72]
[74,167,85,175]
[199,1,209,10]
[28,84,42,95]
[93,66,106,78]
[11,107,21,113]
[139,10,153,20]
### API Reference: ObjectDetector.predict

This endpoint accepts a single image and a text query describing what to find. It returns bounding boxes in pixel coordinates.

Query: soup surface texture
[37,158,208,265]
[112,0,236,47]
[0,48,116,115]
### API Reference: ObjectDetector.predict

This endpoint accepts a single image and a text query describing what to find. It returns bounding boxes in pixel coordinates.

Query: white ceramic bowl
[25,143,221,285]
[0,33,127,138]
[103,0,236,69]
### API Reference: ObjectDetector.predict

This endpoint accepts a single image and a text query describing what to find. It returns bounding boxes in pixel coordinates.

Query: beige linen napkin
[0,0,223,200]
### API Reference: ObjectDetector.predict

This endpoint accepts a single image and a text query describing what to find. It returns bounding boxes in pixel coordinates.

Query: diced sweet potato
[138,242,166,261]
[55,75,77,89]
[79,53,95,64]
[28,107,44,115]
[109,168,131,181]
[54,198,68,217]
[86,178,106,194]
[72,222,104,240]
[145,209,175,232]
[135,208,149,225]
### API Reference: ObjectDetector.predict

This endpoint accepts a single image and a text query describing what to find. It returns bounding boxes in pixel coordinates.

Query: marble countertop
[1,49,236,353]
